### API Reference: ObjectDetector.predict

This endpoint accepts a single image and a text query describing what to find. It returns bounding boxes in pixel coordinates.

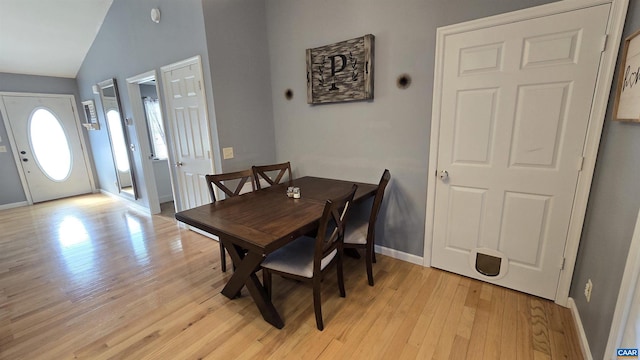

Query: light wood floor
[0,194,584,359]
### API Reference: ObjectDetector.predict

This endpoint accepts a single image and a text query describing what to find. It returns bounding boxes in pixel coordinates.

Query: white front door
[161,56,214,211]
[430,4,610,299]
[1,95,93,203]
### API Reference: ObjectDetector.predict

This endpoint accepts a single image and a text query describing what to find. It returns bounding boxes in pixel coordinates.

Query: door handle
[439,170,449,182]
[175,162,184,167]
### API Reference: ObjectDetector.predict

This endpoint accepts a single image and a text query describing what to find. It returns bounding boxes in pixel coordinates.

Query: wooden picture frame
[81,99,100,130]
[613,29,640,122]
[306,34,374,104]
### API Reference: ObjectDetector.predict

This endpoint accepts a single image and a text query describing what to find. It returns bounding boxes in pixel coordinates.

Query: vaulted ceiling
[0,0,113,78]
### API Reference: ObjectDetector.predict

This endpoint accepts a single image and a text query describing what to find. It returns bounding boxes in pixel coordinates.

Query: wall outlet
[584,279,593,302]
[0,145,6,153]
[222,147,234,160]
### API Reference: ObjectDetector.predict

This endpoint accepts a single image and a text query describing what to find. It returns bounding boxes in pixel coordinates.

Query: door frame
[605,207,640,358]
[423,0,629,305]
[0,92,97,205]
[126,70,176,214]
[160,55,215,211]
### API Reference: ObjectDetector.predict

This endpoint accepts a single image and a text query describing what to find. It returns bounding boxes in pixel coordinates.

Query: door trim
[423,0,629,305]
[0,92,97,205]
[126,70,176,215]
[605,207,640,358]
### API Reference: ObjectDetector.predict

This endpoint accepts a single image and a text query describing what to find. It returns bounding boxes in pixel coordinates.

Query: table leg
[221,240,284,329]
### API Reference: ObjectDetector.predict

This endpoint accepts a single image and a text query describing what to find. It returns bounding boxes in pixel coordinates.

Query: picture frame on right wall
[614,29,640,122]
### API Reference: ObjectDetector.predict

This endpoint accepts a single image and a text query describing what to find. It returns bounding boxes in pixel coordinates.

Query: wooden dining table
[174,176,378,328]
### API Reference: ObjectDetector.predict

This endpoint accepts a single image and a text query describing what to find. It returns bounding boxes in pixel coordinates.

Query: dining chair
[261,184,357,330]
[252,161,293,190]
[344,169,391,286]
[205,169,256,272]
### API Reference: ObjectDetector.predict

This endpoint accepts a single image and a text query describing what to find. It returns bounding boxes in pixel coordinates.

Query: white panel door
[431,5,610,299]
[161,57,213,211]
[1,95,93,203]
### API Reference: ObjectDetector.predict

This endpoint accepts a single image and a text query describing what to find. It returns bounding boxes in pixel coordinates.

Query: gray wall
[202,0,276,172]
[3,2,636,357]
[569,1,640,358]
[76,0,219,210]
[0,72,89,206]
[265,0,555,256]
[77,0,277,210]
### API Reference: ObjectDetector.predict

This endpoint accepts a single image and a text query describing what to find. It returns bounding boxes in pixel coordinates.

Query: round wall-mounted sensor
[151,8,161,23]
[397,74,412,89]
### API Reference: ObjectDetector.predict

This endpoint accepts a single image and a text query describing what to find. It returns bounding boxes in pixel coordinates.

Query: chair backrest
[205,169,255,202]
[252,161,292,189]
[367,169,391,237]
[314,184,358,274]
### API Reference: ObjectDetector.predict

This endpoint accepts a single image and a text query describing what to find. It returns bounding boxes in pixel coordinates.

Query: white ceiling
[0,0,113,78]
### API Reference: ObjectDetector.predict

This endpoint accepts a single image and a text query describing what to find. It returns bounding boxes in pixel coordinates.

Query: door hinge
[561,257,566,270]
[578,156,585,171]
[198,81,202,91]
[600,34,608,52]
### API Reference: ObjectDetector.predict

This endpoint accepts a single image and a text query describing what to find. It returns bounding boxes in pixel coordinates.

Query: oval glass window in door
[29,108,72,181]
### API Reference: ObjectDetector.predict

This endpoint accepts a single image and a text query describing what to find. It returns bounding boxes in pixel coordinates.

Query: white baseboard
[99,190,151,214]
[158,194,174,203]
[568,297,593,360]
[180,228,422,265]
[0,201,28,211]
[374,244,424,265]
[188,226,219,241]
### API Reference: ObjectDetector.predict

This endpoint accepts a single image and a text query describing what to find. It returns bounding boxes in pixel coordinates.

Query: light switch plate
[0,145,6,153]
[222,147,234,159]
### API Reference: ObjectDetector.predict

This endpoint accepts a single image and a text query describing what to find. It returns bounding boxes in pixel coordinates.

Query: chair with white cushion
[205,169,255,272]
[261,184,357,330]
[344,169,390,286]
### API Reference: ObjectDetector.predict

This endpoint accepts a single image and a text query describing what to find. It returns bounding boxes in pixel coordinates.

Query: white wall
[265,0,555,256]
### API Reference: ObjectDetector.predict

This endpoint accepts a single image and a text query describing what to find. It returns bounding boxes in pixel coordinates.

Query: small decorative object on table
[292,187,301,199]
[287,186,294,198]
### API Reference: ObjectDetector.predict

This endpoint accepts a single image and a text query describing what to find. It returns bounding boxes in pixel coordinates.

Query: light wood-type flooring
[0,194,584,359]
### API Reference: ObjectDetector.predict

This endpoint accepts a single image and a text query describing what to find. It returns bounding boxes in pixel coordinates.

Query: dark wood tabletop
[174,176,378,328]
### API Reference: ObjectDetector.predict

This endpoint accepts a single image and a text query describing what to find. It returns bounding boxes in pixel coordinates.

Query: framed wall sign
[306,34,374,104]
[614,29,640,122]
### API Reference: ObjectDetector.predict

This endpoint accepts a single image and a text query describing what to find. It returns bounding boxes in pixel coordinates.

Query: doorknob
[175,162,184,167]
[439,170,449,181]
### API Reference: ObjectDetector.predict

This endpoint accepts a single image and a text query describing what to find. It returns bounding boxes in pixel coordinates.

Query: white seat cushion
[262,236,336,278]
[344,220,368,245]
